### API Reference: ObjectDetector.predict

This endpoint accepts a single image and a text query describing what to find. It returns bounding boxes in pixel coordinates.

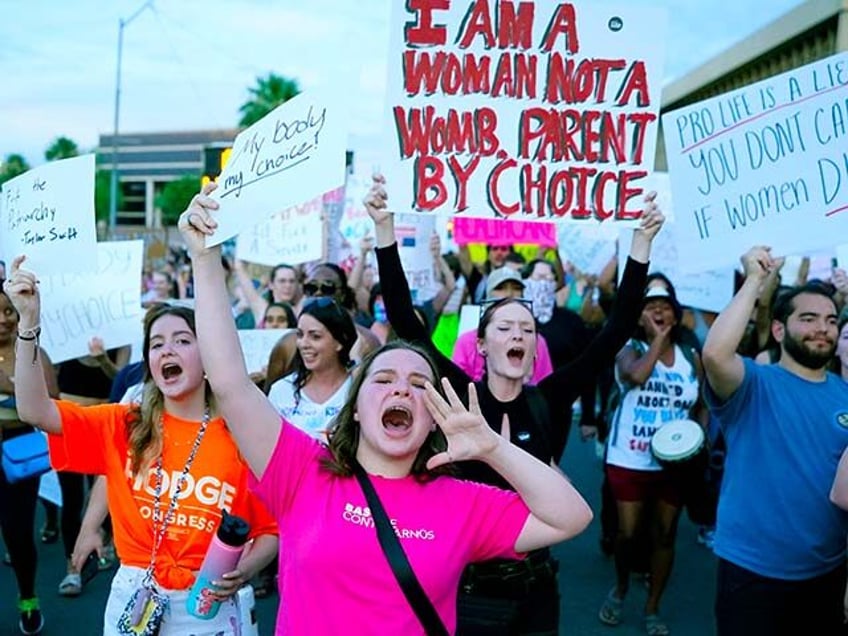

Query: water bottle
[187,510,250,619]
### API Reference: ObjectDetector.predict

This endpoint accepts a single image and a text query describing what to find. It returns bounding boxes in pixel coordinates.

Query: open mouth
[161,363,183,380]
[507,347,525,364]
[382,405,413,431]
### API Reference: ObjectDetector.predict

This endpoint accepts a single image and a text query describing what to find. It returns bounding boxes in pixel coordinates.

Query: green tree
[156,174,200,225]
[0,153,30,185]
[238,73,300,127]
[94,169,123,224]
[44,136,79,161]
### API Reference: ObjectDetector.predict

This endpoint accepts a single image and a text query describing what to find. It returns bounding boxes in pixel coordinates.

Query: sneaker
[697,527,715,550]
[18,597,44,635]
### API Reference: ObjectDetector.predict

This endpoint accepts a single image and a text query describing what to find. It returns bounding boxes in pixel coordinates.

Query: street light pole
[108,0,154,234]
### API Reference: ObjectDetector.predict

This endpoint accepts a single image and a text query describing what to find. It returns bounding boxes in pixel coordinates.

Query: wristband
[16,326,41,365]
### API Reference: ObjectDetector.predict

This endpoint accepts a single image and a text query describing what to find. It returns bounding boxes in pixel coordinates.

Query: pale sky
[1,0,804,169]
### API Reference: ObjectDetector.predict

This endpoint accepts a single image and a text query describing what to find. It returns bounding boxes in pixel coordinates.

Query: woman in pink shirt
[179,183,594,635]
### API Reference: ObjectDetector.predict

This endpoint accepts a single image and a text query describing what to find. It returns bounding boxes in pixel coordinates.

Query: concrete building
[97,129,238,227]
[657,0,848,170]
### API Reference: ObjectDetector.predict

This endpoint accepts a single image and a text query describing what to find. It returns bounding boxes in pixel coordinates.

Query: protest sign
[453,217,557,246]
[618,224,734,313]
[236,195,323,266]
[557,223,617,274]
[0,154,97,275]
[207,93,347,246]
[237,329,291,374]
[39,469,62,508]
[458,304,480,337]
[663,52,848,272]
[38,240,144,363]
[382,0,667,223]
[395,214,439,303]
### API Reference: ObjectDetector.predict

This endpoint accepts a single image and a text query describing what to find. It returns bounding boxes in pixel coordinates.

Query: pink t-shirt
[252,422,531,635]
[451,328,554,384]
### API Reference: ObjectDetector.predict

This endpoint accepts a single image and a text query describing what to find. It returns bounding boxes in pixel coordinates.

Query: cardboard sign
[207,92,347,246]
[237,329,292,374]
[618,224,734,313]
[38,241,144,363]
[1,154,97,275]
[453,217,557,246]
[396,213,438,303]
[663,52,848,272]
[235,196,323,266]
[381,0,667,223]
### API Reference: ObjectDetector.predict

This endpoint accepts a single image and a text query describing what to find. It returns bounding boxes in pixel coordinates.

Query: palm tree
[238,73,300,128]
[0,154,30,185]
[45,136,80,161]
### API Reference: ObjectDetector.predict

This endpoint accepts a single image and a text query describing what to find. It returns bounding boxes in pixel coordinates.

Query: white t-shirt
[267,373,351,442]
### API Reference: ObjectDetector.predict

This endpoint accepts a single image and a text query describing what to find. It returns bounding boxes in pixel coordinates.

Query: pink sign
[453,217,557,247]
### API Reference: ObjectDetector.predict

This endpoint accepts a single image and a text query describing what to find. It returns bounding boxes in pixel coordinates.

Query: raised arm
[4,256,62,433]
[701,246,775,401]
[425,381,592,551]
[538,200,662,403]
[233,259,269,325]
[178,184,282,477]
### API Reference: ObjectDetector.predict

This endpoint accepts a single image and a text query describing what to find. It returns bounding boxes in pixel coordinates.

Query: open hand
[423,380,502,469]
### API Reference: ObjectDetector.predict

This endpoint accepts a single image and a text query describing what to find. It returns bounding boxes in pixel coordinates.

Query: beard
[782,331,836,370]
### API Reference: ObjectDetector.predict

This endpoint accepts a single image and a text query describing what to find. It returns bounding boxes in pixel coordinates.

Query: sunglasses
[479,296,534,318]
[303,281,339,297]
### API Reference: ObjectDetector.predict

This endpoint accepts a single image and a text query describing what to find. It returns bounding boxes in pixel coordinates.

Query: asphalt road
[0,425,717,635]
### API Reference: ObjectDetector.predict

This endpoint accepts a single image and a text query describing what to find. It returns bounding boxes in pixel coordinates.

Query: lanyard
[142,406,210,588]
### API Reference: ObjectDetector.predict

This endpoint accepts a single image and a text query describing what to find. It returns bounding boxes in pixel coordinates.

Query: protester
[263,262,380,392]
[262,302,296,330]
[701,246,848,635]
[450,267,555,385]
[234,261,300,327]
[365,173,664,634]
[5,263,278,636]
[0,280,59,635]
[141,270,176,307]
[599,283,706,635]
[266,296,355,442]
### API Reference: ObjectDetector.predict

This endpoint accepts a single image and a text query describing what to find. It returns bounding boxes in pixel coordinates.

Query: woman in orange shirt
[5,261,277,636]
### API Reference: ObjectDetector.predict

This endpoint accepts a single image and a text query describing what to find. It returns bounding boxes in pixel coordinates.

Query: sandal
[599,588,623,626]
[58,572,82,597]
[645,614,670,636]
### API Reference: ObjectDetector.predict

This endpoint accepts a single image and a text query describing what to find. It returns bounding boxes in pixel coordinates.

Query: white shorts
[103,565,241,636]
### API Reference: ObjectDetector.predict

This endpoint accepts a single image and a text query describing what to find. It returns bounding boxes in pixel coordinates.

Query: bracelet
[17,325,41,340]
[15,326,41,365]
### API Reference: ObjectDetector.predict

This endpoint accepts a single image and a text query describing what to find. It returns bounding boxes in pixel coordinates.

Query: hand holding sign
[179,183,221,261]
[205,93,347,247]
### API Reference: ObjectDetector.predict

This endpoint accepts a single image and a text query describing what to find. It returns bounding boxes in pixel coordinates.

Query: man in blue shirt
[702,246,848,635]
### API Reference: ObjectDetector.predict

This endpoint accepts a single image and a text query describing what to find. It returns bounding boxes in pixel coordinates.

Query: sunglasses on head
[303,281,339,297]
[479,296,534,317]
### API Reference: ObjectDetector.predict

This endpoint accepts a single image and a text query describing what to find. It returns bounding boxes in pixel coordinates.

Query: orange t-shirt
[48,400,277,590]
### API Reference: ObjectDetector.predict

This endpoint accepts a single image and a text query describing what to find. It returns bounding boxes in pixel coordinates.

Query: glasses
[479,296,534,318]
[303,281,339,297]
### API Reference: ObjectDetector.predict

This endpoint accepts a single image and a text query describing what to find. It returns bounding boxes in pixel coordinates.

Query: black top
[57,352,119,399]
[375,243,648,489]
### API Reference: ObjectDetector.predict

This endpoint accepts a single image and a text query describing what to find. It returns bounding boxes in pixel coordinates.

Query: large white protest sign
[207,93,347,246]
[237,329,291,374]
[395,214,438,303]
[0,154,97,275]
[382,1,667,223]
[618,224,734,313]
[235,195,323,266]
[663,52,848,272]
[38,240,144,363]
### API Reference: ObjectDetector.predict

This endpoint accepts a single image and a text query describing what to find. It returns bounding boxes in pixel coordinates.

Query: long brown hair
[321,340,451,481]
[125,304,210,476]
